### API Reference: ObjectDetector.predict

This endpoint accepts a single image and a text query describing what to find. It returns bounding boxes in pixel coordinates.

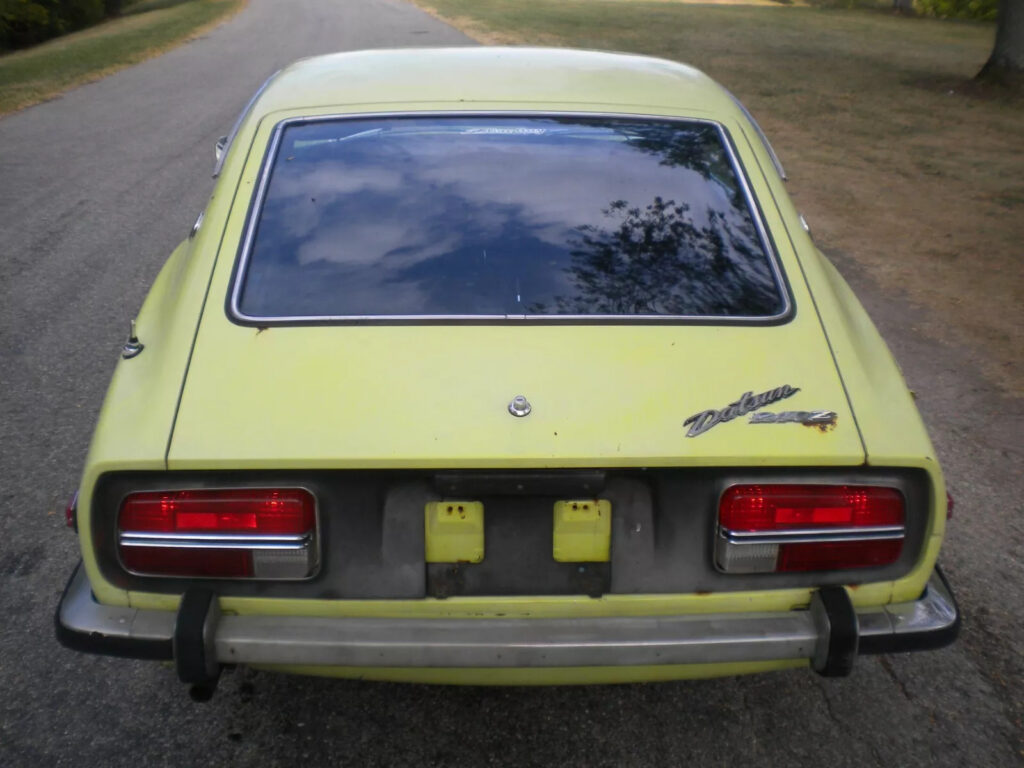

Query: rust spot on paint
[804,416,837,433]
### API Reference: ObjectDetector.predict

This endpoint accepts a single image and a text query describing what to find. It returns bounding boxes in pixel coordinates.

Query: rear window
[232,115,788,321]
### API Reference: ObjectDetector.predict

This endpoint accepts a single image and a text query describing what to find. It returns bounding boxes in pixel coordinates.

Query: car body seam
[163,126,265,468]
[733,122,869,460]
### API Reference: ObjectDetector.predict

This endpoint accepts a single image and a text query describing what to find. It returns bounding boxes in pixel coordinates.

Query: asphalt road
[1,1,1021,765]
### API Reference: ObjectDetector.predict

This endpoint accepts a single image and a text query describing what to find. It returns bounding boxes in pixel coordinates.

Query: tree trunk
[892,0,914,15]
[978,0,1024,83]
[104,0,124,18]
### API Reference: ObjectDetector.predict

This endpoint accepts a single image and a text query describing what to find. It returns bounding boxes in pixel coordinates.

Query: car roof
[249,47,742,118]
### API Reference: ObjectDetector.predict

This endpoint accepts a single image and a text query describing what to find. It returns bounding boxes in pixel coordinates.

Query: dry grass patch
[415,0,1023,394]
[0,0,247,116]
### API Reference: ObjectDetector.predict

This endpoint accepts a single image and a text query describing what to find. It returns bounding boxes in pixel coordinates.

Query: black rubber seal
[859,565,961,655]
[817,585,858,677]
[54,563,173,661]
[173,587,218,684]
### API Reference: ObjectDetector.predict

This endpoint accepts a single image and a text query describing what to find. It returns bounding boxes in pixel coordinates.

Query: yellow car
[56,47,958,699]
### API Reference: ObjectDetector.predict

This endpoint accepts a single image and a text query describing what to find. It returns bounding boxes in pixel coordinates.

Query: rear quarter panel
[736,127,947,603]
[77,129,261,605]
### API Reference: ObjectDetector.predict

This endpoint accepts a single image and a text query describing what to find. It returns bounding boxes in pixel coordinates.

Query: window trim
[724,90,787,182]
[226,111,794,326]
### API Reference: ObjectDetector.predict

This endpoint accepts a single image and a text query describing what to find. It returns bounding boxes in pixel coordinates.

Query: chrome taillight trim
[114,485,321,580]
[716,524,907,573]
[721,526,906,546]
[117,528,318,579]
[119,532,312,551]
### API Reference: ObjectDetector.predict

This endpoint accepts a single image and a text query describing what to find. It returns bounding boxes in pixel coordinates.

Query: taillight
[716,484,905,573]
[117,488,317,579]
[66,491,79,530]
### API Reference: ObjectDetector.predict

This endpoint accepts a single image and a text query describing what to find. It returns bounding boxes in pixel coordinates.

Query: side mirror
[214,135,228,165]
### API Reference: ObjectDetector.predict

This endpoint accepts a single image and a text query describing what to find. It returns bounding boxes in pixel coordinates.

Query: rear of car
[56,48,958,696]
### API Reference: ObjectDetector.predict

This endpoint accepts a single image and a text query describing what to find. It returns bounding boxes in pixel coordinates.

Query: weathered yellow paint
[731,130,947,603]
[125,580,895,617]
[168,104,864,471]
[553,500,611,562]
[75,234,203,604]
[810,254,945,603]
[75,104,266,604]
[425,501,485,563]
[256,659,808,685]
[248,48,741,124]
[74,49,948,663]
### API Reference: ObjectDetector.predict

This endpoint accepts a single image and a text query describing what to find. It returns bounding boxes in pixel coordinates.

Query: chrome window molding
[724,90,787,181]
[226,110,794,327]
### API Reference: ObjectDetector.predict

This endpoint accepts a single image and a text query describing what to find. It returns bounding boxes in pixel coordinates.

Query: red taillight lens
[776,539,904,572]
[118,488,316,579]
[720,485,904,531]
[120,547,254,578]
[717,484,905,573]
[65,491,79,530]
[119,489,315,534]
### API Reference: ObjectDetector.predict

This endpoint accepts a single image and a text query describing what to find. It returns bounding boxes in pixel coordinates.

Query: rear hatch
[169,112,863,468]
[167,321,864,469]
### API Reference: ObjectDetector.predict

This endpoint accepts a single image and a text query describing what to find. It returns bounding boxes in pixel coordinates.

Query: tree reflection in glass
[530,196,781,317]
[238,116,786,320]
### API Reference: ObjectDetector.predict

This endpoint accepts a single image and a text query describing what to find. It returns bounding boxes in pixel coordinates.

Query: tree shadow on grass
[903,72,1024,100]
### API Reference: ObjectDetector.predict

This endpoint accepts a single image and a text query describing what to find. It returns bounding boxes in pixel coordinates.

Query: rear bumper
[55,563,959,676]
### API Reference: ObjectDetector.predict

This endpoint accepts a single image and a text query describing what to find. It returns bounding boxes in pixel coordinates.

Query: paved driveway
[0,1,1019,765]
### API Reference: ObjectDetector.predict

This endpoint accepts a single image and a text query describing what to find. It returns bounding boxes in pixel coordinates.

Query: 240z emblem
[684,385,799,437]
[750,410,837,426]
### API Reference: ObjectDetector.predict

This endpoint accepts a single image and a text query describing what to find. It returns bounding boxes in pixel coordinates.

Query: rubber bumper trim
[810,586,858,676]
[173,587,222,684]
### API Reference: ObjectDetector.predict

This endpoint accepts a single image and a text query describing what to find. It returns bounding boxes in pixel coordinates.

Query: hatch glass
[233,115,788,321]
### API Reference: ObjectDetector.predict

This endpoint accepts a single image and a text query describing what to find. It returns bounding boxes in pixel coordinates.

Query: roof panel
[251,48,739,118]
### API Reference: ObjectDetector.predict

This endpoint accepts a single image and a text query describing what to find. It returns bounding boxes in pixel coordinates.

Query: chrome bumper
[56,563,958,674]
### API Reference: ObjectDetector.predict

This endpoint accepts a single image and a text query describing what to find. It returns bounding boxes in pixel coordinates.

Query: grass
[0,0,246,116]
[414,0,1023,394]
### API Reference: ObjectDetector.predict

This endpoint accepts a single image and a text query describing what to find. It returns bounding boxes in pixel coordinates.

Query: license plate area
[425,496,612,598]
[424,501,485,564]
[553,499,612,563]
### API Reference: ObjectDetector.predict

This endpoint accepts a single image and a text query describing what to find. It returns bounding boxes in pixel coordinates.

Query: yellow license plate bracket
[553,499,611,562]
[425,501,484,563]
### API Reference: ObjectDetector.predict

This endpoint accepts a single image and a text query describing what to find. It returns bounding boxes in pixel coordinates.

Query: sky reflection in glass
[239,116,785,319]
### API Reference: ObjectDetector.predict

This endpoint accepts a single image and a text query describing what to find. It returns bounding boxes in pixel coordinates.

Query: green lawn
[415,0,1023,393]
[0,0,245,116]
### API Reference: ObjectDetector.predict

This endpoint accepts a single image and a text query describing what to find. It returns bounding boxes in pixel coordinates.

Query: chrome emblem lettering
[749,410,837,425]
[684,385,800,437]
